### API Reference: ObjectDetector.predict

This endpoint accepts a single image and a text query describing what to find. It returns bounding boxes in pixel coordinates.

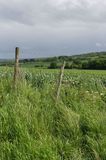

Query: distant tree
[48,62,57,69]
[65,62,71,69]
[82,61,89,69]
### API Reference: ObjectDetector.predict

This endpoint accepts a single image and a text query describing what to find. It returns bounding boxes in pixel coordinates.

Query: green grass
[0,68,106,160]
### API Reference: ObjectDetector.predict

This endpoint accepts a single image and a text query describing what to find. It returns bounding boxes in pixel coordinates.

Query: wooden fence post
[56,61,66,103]
[14,47,20,87]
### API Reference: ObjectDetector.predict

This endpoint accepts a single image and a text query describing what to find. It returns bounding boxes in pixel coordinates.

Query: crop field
[0,67,106,160]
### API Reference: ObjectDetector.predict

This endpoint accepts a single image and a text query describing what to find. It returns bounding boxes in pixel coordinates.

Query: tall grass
[0,69,106,160]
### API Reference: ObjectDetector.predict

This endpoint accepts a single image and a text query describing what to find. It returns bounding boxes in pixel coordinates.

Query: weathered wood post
[14,47,20,87]
[56,61,66,103]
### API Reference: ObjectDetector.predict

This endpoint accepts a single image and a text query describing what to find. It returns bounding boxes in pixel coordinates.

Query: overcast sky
[0,0,106,59]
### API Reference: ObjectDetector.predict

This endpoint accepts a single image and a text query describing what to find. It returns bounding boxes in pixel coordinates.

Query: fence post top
[15,47,19,50]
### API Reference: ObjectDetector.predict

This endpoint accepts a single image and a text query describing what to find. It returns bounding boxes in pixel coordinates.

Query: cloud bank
[0,0,106,58]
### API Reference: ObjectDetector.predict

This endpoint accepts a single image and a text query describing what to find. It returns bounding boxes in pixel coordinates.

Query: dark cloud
[0,0,106,58]
[0,0,106,25]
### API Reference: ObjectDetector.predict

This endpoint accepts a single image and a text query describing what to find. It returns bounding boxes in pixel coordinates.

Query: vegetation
[1,51,106,69]
[0,68,106,159]
[48,62,58,69]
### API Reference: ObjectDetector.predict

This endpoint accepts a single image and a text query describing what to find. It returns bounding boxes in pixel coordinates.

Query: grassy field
[0,67,106,160]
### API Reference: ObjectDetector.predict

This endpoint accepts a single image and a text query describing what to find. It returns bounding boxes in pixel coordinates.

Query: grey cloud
[0,0,106,58]
[46,0,106,24]
[0,0,106,25]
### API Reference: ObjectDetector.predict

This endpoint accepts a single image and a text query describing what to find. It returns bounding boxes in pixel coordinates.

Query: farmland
[0,67,106,160]
[1,51,106,69]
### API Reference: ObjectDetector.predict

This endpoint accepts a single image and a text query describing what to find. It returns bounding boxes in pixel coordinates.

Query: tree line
[0,51,106,70]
